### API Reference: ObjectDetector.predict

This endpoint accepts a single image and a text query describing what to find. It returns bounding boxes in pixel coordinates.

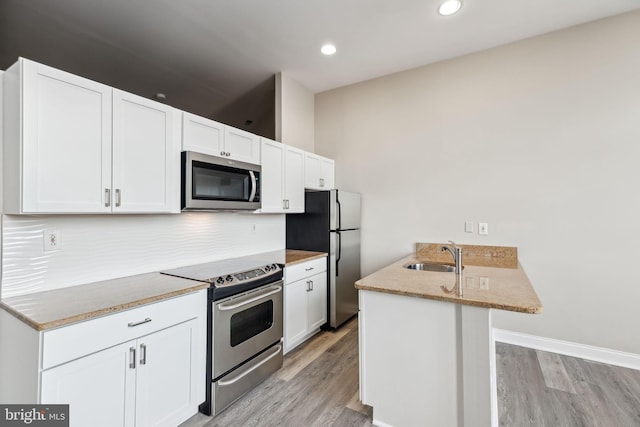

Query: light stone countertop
[355,255,543,314]
[0,273,209,331]
[285,249,327,266]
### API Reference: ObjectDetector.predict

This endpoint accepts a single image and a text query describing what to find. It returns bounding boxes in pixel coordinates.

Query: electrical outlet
[479,222,489,235]
[480,277,490,290]
[44,230,62,252]
[464,221,474,233]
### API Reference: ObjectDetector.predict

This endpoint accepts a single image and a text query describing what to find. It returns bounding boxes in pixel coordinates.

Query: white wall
[275,73,315,152]
[1,213,284,298]
[315,11,640,354]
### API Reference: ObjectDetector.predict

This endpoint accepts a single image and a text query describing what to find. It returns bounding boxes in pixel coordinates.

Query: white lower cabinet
[10,290,207,427]
[284,258,327,353]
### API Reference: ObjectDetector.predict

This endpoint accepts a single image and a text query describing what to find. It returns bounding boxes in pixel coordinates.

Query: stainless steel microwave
[182,151,261,211]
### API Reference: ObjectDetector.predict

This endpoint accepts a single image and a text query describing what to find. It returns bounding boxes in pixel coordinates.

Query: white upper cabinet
[2,58,180,214]
[304,152,335,190]
[112,89,179,213]
[182,112,260,165]
[284,145,305,212]
[224,126,261,164]
[182,112,224,157]
[258,138,304,213]
[3,58,113,213]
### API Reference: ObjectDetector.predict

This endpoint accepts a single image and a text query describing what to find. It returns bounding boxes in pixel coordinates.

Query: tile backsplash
[1,212,285,298]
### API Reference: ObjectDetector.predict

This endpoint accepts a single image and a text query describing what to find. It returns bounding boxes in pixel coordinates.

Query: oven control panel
[213,264,282,287]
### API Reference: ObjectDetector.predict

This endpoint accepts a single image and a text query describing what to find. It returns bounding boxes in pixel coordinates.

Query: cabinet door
[182,112,224,156]
[284,278,308,353]
[259,138,285,213]
[40,341,136,427]
[112,89,179,213]
[284,145,305,213]
[304,152,321,190]
[21,59,112,213]
[134,320,195,427]
[320,157,335,190]
[224,126,260,164]
[307,272,328,331]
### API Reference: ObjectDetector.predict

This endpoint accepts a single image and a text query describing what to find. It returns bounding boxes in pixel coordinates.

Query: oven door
[213,282,283,378]
[183,151,261,211]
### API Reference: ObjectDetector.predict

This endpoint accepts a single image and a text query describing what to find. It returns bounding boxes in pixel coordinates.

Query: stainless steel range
[161,252,284,416]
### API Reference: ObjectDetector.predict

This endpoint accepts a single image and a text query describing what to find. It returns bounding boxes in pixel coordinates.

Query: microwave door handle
[249,171,257,202]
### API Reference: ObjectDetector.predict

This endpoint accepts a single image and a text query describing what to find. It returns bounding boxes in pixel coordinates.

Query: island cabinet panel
[359,289,496,427]
[359,289,460,427]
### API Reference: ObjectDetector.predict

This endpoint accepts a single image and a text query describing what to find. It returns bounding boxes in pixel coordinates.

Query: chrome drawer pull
[127,317,152,327]
[305,267,314,271]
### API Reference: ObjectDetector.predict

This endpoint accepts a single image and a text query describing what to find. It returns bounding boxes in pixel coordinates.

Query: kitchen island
[355,243,542,427]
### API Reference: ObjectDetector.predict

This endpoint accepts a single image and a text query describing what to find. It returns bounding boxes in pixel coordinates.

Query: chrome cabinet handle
[115,189,121,207]
[310,280,314,291]
[129,347,136,369]
[140,343,147,365]
[305,267,314,271]
[226,152,231,157]
[282,200,287,210]
[319,178,324,187]
[105,189,111,207]
[128,317,152,327]
[220,151,225,156]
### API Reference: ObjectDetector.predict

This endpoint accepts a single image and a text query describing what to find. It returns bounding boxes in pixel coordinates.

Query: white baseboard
[493,328,640,371]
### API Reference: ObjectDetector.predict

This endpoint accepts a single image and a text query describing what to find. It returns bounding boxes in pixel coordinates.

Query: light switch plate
[464,221,474,233]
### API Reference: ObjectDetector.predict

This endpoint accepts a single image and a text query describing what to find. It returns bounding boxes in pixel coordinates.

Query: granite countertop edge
[355,255,543,314]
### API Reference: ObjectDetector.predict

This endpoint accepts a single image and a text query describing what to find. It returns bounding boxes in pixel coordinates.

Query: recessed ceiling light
[321,44,337,55]
[438,0,462,16]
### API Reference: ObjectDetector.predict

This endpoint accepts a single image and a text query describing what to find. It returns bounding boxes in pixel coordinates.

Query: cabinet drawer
[285,258,327,284]
[42,290,205,370]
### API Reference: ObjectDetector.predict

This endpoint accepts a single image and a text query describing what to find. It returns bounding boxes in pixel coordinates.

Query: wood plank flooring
[496,342,640,426]
[181,316,372,427]
[181,319,640,427]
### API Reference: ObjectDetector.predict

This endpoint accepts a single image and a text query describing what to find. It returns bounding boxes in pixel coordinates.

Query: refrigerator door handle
[336,196,342,231]
[336,230,341,276]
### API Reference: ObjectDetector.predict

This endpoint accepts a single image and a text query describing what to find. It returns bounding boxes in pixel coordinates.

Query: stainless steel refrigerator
[286,190,361,328]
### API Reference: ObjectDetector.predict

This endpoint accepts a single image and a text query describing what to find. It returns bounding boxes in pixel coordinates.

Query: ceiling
[1,0,639,135]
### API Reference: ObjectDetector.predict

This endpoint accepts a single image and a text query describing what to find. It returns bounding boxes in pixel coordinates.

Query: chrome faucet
[441,240,463,274]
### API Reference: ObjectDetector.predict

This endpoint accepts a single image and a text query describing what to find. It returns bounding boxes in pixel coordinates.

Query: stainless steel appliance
[182,151,261,211]
[161,252,283,416]
[286,190,361,328]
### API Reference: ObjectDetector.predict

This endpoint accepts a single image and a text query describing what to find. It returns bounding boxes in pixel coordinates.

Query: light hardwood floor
[496,342,640,426]
[182,318,640,427]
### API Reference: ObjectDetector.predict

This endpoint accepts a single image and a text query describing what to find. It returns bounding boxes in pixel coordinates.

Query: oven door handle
[217,285,282,311]
[217,344,282,386]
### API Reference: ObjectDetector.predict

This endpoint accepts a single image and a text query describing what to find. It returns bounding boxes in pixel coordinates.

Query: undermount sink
[403,262,461,273]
